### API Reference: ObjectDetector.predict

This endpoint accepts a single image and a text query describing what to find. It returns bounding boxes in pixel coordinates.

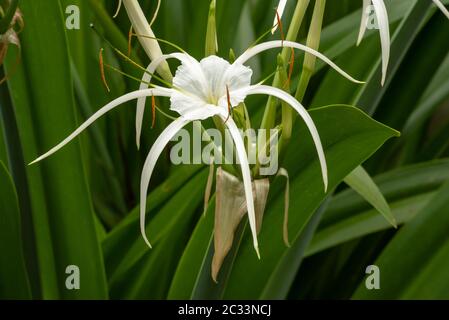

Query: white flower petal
[272,0,288,34]
[245,85,328,192]
[372,0,390,86]
[136,52,195,149]
[140,116,192,248]
[113,0,122,18]
[29,87,172,165]
[221,116,260,258]
[172,55,210,101]
[357,0,372,46]
[171,103,224,121]
[432,0,449,19]
[234,40,364,84]
[170,55,252,120]
[200,56,232,99]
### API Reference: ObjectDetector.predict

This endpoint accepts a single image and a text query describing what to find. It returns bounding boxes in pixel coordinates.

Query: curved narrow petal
[372,0,390,86]
[222,116,260,259]
[234,40,364,84]
[29,87,173,165]
[245,85,328,192]
[140,116,192,248]
[432,0,449,19]
[272,0,288,34]
[113,0,122,18]
[136,52,194,149]
[357,0,372,46]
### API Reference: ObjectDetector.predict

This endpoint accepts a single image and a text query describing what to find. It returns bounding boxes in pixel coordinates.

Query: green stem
[295,0,326,102]
[259,0,310,132]
[205,0,218,56]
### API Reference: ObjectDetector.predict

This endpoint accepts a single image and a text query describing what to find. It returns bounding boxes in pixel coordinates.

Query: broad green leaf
[0,161,31,299]
[344,166,396,227]
[353,179,449,299]
[102,165,202,278]
[309,159,449,256]
[107,170,207,299]
[165,105,398,299]
[259,198,331,299]
[307,192,432,257]
[4,0,108,299]
[0,117,6,164]
[322,159,449,225]
[167,198,215,299]
[223,106,398,299]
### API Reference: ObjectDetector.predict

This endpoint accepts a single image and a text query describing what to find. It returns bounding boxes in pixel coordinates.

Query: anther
[99,48,110,92]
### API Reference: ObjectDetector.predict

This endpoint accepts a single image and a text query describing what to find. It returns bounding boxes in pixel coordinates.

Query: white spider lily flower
[272,0,288,34]
[30,38,363,258]
[357,0,449,85]
[133,40,362,254]
[357,0,389,86]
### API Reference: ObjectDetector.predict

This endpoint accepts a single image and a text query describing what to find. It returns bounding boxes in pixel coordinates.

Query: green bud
[205,0,218,56]
[229,48,236,63]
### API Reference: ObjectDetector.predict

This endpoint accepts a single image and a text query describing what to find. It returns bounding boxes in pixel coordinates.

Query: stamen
[257,70,277,86]
[131,33,186,53]
[113,0,122,18]
[285,47,295,88]
[224,85,232,123]
[149,0,161,28]
[99,48,110,92]
[275,10,284,47]
[151,94,156,128]
[248,12,283,49]
[249,27,275,49]
[90,23,172,88]
[103,62,153,87]
[128,25,133,56]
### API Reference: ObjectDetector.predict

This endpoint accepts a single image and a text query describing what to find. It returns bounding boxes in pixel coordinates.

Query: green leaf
[258,198,331,299]
[102,165,202,279]
[0,161,31,299]
[307,192,431,257]
[353,179,449,299]
[107,170,207,299]
[4,0,108,299]
[344,165,397,227]
[166,105,398,299]
[309,159,449,256]
[167,198,215,299]
[222,106,398,299]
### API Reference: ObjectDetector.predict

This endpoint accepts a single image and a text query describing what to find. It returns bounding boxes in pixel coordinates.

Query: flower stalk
[205,0,218,56]
[295,0,326,102]
[260,0,310,133]
[122,0,172,81]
